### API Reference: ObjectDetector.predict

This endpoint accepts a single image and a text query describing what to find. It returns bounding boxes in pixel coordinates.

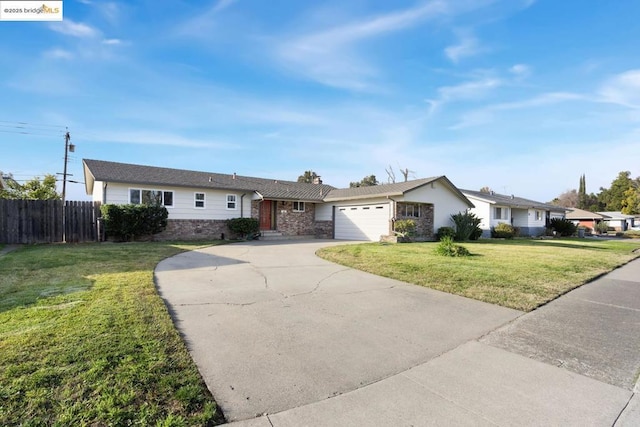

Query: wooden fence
[0,200,101,244]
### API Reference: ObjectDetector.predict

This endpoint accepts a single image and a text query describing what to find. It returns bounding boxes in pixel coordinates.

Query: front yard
[0,242,226,426]
[317,238,640,311]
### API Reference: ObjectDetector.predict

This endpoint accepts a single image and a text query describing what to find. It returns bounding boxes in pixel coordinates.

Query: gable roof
[83,159,335,202]
[324,176,474,207]
[566,208,606,220]
[461,189,567,212]
[596,211,635,220]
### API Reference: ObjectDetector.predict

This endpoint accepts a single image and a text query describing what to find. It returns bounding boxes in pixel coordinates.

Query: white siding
[468,199,492,231]
[100,182,252,220]
[315,203,333,221]
[403,182,471,230]
[513,208,546,228]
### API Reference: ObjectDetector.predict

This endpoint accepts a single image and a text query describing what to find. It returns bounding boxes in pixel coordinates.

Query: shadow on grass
[0,240,228,314]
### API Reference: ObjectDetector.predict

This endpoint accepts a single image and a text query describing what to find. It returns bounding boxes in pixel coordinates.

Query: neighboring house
[461,189,567,237]
[597,211,636,231]
[566,208,607,231]
[83,159,473,241]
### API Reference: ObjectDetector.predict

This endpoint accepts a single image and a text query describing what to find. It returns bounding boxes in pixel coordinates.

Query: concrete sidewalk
[156,241,640,426]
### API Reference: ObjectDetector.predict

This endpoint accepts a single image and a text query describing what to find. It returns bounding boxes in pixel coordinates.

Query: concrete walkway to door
[155,240,640,426]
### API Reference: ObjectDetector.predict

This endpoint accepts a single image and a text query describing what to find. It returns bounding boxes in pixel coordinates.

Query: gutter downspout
[386,196,398,235]
[240,193,246,218]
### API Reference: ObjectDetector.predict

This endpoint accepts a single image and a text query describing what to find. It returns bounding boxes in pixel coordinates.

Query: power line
[0,120,67,129]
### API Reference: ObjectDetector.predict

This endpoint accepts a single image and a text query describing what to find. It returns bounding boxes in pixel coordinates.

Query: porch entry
[259,200,277,230]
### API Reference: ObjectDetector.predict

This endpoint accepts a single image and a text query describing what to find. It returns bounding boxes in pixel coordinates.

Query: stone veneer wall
[155,219,232,241]
[276,201,316,236]
[314,220,333,239]
[252,199,332,238]
[395,203,435,240]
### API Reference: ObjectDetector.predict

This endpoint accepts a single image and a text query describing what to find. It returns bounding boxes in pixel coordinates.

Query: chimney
[313,176,322,185]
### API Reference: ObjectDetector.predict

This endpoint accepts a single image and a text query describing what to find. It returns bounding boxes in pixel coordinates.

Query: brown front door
[259,200,276,230]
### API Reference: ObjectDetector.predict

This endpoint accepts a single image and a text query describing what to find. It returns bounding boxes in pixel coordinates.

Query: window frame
[226,194,237,210]
[494,206,509,220]
[129,188,174,207]
[293,201,305,212]
[397,202,421,218]
[535,210,542,221]
[194,192,206,209]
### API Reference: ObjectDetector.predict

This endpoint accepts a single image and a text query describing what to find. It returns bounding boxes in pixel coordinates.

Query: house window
[398,203,421,218]
[129,188,174,207]
[535,210,542,221]
[293,201,305,212]
[194,192,205,208]
[226,194,237,210]
[495,207,509,220]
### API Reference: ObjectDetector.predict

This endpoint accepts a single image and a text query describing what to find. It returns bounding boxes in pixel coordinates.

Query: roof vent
[232,172,236,180]
[209,176,212,183]
[511,194,514,199]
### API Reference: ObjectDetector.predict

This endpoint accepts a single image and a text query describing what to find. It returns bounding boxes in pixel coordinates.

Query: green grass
[318,238,640,312]
[0,242,227,426]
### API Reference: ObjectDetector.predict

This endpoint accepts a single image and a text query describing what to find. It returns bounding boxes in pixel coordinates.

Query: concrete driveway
[155,240,521,421]
[156,240,640,426]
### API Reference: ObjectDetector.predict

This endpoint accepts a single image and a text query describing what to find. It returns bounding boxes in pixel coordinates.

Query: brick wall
[155,219,232,241]
[314,220,333,239]
[276,201,316,236]
[395,203,435,240]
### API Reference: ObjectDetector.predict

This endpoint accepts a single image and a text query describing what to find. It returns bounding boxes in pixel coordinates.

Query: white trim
[226,194,237,210]
[128,187,174,207]
[293,201,305,212]
[194,192,206,209]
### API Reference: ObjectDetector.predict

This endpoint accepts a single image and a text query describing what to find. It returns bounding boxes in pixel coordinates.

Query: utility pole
[59,129,74,242]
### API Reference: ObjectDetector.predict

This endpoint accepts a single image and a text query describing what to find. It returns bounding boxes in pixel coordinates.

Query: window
[293,201,305,212]
[129,188,173,207]
[195,192,205,208]
[398,203,421,218]
[494,207,509,220]
[535,210,542,221]
[226,194,237,210]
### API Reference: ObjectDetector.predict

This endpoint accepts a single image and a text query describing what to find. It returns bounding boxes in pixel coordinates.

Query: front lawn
[317,238,640,311]
[0,242,226,426]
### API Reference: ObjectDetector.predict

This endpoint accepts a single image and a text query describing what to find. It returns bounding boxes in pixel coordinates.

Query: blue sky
[1,0,639,202]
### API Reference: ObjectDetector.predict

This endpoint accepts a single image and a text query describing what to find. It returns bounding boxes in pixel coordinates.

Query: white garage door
[335,204,390,241]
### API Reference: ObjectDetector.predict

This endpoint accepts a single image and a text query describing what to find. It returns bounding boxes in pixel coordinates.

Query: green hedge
[101,204,168,241]
[227,217,259,239]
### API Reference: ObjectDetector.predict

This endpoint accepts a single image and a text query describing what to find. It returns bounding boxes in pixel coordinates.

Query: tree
[598,171,633,211]
[297,170,319,183]
[479,186,492,193]
[578,174,587,209]
[0,174,60,200]
[550,189,578,208]
[350,175,379,188]
[621,178,640,215]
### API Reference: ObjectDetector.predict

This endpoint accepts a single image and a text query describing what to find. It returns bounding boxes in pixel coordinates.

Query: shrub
[227,217,259,239]
[394,219,416,237]
[101,204,168,241]
[436,226,455,240]
[595,221,609,234]
[434,235,470,257]
[450,211,483,241]
[549,218,578,237]
[624,230,640,239]
[491,222,516,239]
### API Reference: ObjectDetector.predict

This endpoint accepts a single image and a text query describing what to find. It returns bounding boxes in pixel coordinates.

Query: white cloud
[49,19,99,38]
[445,31,482,63]
[173,0,238,37]
[438,78,502,101]
[276,1,449,90]
[102,38,122,45]
[509,63,531,78]
[44,48,74,60]
[599,69,640,109]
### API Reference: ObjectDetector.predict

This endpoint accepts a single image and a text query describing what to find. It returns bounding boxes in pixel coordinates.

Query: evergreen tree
[578,174,587,209]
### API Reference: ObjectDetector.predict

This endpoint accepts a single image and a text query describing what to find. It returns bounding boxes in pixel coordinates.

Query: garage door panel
[335,204,390,241]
